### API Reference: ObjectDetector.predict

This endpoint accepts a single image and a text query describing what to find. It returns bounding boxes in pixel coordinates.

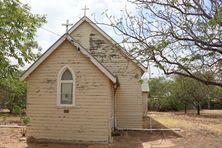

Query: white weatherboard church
[21,14,149,143]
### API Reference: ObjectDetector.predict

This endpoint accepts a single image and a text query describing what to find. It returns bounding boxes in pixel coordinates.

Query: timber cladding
[24,16,146,143]
[26,41,112,143]
[71,21,143,128]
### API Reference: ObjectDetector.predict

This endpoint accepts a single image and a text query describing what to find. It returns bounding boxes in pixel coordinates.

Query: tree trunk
[184,103,187,114]
[208,101,211,109]
[197,103,200,115]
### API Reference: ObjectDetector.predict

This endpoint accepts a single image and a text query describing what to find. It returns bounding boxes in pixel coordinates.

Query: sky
[21,0,136,50]
[20,0,163,78]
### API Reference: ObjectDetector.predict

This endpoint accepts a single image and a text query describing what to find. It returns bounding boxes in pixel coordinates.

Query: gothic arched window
[57,66,75,106]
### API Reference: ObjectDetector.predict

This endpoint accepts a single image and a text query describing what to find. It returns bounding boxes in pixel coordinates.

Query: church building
[21,16,149,143]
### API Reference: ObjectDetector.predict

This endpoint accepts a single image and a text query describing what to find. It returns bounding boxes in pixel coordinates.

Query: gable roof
[21,34,117,83]
[68,16,147,72]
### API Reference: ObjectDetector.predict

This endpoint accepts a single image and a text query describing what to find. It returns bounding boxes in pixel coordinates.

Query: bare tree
[102,0,222,87]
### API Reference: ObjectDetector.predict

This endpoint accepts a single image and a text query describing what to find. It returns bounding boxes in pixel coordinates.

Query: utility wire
[40,27,62,37]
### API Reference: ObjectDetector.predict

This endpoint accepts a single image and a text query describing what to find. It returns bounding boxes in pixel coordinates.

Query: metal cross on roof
[81,5,89,16]
[62,19,73,33]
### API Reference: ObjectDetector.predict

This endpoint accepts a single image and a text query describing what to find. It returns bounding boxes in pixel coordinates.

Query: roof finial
[81,4,89,16]
[62,19,73,33]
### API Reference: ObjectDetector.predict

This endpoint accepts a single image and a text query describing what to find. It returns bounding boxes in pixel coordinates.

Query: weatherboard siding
[71,21,143,128]
[26,40,112,143]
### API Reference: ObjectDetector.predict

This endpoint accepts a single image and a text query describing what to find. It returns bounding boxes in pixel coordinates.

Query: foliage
[0,0,46,78]
[0,0,46,113]
[148,77,184,111]
[0,71,26,113]
[148,76,221,114]
[149,97,184,111]
[210,86,222,98]
[0,1,42,134]
[104,0,222,87]
[21,116,31,125]
[149,77,171,98]
[173,76,209,115]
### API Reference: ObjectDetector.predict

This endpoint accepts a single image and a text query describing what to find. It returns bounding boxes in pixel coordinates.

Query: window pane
[61,69,73,80]
[61,83,73,104]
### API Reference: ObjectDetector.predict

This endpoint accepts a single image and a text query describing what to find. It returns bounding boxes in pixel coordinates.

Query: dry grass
[0,111,21,126]
[0,110,222,148]
[148,110,222,135]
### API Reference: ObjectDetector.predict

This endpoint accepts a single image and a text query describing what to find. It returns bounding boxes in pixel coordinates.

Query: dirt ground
[0,110,222,148]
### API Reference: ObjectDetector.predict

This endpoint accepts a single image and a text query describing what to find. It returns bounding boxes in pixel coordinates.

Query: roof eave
[20,35,66,81]
[21,34,117,84]
[66,35,117,83]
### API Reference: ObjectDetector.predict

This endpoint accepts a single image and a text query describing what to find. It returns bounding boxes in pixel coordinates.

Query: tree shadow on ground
[110,115,182,148]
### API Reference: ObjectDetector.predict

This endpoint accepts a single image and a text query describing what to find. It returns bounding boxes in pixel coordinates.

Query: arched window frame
[57,65,75,107]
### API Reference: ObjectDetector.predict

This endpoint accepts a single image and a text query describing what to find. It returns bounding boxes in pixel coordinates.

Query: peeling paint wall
[26,40,112,143]
[71,21,143,128]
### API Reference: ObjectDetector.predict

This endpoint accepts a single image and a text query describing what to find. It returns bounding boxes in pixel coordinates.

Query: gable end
[68,16,147,72]
[21,34,117,83]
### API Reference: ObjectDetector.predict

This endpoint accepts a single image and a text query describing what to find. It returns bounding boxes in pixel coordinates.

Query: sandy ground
[0,110,222,148]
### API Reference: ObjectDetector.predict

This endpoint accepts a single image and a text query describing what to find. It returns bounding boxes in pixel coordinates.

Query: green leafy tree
[148,76,211,114]
[173,76,209,115]
[0,0,46,79]
[148,77,183,111]
[148,77,169,111]
[149,77,170,98]
[0,71,26,113]
[0,0,46,113]
[103,0,222,87]
[207,85,222,108]
[170,77,191,113]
